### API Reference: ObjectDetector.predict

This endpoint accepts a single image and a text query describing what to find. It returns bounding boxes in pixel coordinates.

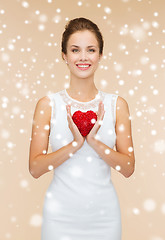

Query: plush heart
[72,110,97,137]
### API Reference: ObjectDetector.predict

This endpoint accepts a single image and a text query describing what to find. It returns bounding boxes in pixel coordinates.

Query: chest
[49,93,116,152]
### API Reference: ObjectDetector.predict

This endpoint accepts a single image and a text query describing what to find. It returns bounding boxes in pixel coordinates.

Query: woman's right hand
[66,105,85,147]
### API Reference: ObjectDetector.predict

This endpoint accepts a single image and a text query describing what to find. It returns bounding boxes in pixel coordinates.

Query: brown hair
[61,17,104,60]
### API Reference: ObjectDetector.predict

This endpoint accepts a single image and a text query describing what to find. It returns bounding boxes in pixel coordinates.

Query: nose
[79,50,88,61]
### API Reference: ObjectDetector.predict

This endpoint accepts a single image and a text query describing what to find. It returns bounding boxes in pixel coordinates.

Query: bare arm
[29,96,82,179]
[87,96,135,178]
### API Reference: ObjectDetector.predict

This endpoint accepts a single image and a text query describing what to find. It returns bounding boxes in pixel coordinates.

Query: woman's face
[62,30,102,79]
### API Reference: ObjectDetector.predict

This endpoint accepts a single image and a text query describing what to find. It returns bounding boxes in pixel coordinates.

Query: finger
[66,106,71,122]
[100,107,105,117]
[67,106,76,126]
[99,101,104,111]
[66,105,71,116]
[101,111,105,120]
[100,103,104,115]
[66,105,68,112]
[98,112,105,123]
[97,103,101,117]
[67,110,72,122]
[67,111,71,123]
[68,108,73,122]
[97,102,104,119]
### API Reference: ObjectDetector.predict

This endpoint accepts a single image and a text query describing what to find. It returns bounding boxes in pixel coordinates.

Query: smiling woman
[62,29,102,82]
[29,17,135,240]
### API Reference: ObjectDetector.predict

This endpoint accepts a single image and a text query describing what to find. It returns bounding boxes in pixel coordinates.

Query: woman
[29,17,135,240]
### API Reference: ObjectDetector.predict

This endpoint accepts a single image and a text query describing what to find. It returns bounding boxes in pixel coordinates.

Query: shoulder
[115,95,130,123]
[36,95,52,109]
[116,95,129,109]
[105,92,128,108]
[36,90,62,111]
[33,96,52,122]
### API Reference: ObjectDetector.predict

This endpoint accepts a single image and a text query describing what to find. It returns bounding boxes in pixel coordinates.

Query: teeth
[77,65,90,68]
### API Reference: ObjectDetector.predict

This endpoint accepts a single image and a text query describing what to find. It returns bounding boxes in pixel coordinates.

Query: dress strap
[111,94,119,128]
[46,93,56,131]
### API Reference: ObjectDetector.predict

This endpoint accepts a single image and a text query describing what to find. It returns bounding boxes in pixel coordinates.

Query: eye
[89,49,95,52]
[72,49,79,52]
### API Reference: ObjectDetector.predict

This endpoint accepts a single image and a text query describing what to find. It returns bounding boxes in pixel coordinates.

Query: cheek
[68,54,78,62]
[91,54,100,62]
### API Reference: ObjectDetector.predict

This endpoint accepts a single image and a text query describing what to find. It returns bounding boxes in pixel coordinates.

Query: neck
[67,73,98,100]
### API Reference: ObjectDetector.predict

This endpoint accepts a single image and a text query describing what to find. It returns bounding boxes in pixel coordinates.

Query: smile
[76,64,91,70]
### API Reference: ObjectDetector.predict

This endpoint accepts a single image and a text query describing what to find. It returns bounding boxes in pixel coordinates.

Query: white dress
[41,89,122,240]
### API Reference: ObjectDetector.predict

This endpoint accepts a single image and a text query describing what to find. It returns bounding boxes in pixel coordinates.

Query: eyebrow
[70,45,97,48]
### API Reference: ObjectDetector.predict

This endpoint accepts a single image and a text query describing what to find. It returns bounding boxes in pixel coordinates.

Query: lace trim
[59,89,105,110]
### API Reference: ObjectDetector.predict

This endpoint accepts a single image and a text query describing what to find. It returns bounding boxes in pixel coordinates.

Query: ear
[99,53,103,62]
[62,52,67,61]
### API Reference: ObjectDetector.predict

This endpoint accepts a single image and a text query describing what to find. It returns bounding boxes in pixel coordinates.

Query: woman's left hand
[86,101,105,144]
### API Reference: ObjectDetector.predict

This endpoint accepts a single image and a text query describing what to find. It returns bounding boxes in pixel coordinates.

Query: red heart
[72,110,97,137]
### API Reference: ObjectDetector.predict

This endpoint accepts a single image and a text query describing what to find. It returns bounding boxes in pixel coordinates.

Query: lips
[76,64,91,70]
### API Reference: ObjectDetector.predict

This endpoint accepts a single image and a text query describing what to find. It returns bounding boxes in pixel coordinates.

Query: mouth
[76,64,91,71]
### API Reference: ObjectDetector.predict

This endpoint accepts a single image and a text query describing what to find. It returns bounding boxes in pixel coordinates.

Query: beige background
[0,0,165,239]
